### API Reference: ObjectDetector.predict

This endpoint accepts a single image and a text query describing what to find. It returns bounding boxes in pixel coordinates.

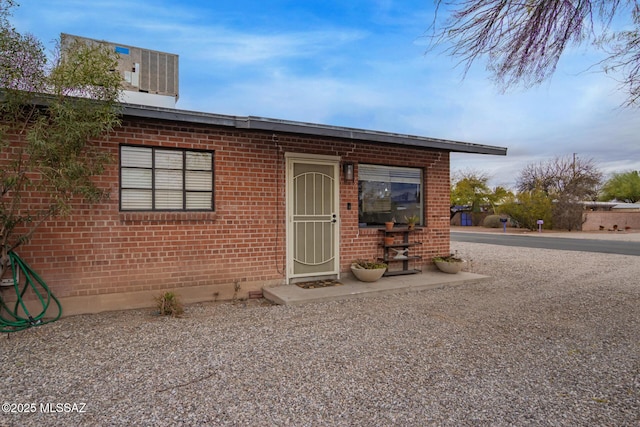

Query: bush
[155,292,184,317]
[483,215,503,228]
[501,190,553,230]
[352,259,388,269]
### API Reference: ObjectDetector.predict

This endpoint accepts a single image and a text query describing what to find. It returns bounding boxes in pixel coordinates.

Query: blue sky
[12,0,640,189]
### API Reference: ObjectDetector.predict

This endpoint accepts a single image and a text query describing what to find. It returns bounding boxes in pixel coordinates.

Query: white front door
[286,154,340,281]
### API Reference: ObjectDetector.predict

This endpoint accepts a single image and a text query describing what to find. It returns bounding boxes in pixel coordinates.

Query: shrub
[155,292,184,317]
[483,215,503,228]
[501,190,553,230]
[352,259,388,269]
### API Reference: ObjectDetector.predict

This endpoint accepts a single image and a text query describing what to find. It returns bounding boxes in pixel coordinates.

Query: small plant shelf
[378,228,422,276]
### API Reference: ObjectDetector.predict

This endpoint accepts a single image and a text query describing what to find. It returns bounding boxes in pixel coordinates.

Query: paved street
[451,230,640,256]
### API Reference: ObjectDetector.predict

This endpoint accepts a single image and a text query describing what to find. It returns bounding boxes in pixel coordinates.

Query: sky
[10,0,640,189]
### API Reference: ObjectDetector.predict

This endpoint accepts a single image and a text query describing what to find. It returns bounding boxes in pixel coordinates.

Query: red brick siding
[4,117,451,299]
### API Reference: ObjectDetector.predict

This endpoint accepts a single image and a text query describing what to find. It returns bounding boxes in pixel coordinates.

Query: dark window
[358,164,423,226]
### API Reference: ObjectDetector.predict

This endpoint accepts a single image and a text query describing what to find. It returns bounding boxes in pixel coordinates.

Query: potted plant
[385,217,396,231]
[405,214,420,230]
[351,259,388,282]
[433,253,465,274]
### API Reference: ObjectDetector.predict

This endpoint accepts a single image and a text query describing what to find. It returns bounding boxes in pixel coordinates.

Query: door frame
[285,152,341,282]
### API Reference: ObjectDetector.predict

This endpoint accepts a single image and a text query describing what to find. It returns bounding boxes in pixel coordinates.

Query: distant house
[582,202,640,231]
[612,203,640,211]
[2,35,507,315]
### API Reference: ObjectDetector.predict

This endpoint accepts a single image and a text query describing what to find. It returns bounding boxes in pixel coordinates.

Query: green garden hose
[0,251,62,333]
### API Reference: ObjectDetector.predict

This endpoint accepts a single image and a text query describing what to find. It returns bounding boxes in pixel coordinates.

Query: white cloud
[176,28,366,65]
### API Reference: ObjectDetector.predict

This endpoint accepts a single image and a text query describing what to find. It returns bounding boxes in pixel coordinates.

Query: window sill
[119,211,217,223]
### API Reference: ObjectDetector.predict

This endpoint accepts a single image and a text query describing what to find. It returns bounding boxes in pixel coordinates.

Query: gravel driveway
[1,238,639,426]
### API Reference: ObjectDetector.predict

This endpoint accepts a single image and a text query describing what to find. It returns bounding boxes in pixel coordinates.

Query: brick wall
[3,117,451,312]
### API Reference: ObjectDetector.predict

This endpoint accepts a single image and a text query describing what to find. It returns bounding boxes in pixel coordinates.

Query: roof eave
[121,104,507,156]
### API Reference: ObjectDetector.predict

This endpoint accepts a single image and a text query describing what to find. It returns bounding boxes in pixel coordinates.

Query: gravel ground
[1,237,639,426]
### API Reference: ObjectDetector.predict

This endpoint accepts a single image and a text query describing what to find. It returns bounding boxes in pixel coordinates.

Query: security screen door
[287,156,339,279]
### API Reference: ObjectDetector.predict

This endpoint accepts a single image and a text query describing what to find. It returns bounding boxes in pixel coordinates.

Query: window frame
[357,163,424,228]
[119,144,215,212]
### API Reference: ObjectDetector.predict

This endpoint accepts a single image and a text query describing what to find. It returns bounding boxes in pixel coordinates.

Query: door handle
[331,214,337,223]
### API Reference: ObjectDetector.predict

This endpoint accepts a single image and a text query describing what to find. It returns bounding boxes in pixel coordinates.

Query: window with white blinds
[358,164,423,227]
[120,145,213,211]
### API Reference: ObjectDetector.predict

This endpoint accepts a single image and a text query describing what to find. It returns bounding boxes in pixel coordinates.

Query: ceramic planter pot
[434,260,464,274]
[351,265,386,282]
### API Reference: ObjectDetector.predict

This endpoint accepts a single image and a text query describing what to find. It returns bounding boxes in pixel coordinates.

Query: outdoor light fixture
[343,162,354,183]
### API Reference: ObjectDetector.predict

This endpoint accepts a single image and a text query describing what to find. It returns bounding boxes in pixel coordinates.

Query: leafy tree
[600,170,640,202]
[430,1,640,106]
[450,170,513,222]
[450,170,492,212]
[490,185,511,211]
[501,190,553,231]
[0,0,122,276]
[516,155,602,230]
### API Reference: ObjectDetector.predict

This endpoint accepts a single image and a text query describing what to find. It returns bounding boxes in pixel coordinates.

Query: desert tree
[600,170,640,202]
[501,189,553,230]
[516,155,602,230]
[450,169,512,216]
[516,155,602,198]
[451,169,492,212]
[0,0,122,277]
[429,0,640,106]
[600,5,640,106]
